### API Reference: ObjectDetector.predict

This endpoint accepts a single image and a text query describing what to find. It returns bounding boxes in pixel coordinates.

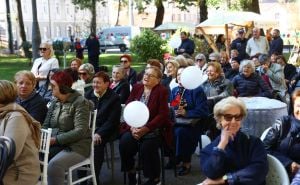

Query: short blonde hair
[213,96,247,129]
[112,65,126,76]
[40,42,54,57]
[14,70,36,87]
[207,62,223,75]
[0,80,17,104]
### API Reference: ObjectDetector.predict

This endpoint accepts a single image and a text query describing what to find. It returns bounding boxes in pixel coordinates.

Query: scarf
[0,103,41,148]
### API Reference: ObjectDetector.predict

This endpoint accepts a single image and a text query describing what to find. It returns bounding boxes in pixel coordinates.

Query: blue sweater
[200,131,268,185]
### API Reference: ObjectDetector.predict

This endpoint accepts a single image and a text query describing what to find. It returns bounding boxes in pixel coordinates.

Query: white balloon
[168,36,181,48]
[180,66,207,89]
[123,101,149,128]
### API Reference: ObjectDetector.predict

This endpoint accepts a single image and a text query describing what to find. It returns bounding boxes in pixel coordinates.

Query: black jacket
[111,79,130,104]
[85,88,121,140]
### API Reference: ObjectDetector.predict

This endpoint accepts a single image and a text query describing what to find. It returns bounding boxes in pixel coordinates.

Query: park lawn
[0,53,146,81]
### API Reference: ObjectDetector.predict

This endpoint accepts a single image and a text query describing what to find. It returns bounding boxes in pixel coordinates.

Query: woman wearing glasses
[200,96,268,185]
[119,66,172,185]
[120,54,137,85]
[31,42,59,89]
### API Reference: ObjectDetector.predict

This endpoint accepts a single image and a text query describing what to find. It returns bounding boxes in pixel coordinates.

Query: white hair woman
[200,96,268,185]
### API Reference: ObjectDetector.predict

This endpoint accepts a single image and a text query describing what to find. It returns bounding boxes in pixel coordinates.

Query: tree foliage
[130,29,167,62]
[72,0,106,34]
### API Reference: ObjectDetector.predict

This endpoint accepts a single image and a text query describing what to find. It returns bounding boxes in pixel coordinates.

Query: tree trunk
[199,0,207,23]
[31,0,41,61]
[5,0,14,54]
[15,0,26,42]
[154,0,164,28]
[90,0,97,34]
[115,0,121,26]
[241,0,260,14]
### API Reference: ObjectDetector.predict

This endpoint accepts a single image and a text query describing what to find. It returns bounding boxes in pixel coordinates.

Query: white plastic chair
[260,127,272,141]
[266,154,290,185]
[39,128,52,185]
[68,109,98,185]
[195,135,211,156]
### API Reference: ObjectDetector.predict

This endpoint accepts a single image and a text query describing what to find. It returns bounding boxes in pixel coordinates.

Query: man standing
[174,31,195,56]
[230,28,249,60]
[269,29,283,56]
[246,27,269,58]
[85,33,100,72]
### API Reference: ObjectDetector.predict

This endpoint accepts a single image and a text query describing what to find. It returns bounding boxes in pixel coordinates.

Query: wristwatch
[223,175,228,184]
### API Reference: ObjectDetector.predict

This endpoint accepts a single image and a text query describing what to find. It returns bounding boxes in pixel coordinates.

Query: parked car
[98,26,140,52]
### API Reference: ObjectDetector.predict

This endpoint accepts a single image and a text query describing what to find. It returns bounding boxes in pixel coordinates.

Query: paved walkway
[99,141,205,185]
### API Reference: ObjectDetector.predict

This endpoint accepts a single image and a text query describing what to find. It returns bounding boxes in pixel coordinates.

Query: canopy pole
[225,24,230,56]
[198,27,218,53]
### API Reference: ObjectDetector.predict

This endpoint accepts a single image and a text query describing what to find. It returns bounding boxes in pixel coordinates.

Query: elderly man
[174,31,195,56]
[246,27,269,58]
[269,29,284,56]
[194,53,208,75]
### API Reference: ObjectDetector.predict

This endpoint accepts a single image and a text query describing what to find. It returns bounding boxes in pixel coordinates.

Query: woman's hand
[291,162,300,174]
[201,177,226,185]
[50,137,56,145]
[93,133,102,145]
[175,107,186,117]
[218,126,235,150]
[131,126,150,140]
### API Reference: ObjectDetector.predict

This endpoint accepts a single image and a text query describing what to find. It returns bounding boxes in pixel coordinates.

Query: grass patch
[0,53,146,81]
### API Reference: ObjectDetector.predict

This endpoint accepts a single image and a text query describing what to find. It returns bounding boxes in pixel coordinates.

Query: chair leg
[105,144,111,169]
[160,146,165,185]
[123,172,127,185]
[137,142,142,185]
[110,141,115,180]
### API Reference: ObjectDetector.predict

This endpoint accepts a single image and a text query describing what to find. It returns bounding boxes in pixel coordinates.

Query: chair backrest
[120,104,125,123]
[260,127,272,141]
[39,128,52,185]
[201,135,211,149]
[90,110,97,157]
[0,136,15,184]
[266,154,290,185]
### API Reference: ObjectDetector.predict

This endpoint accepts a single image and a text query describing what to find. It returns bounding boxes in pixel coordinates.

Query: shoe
[128,172,137,185]
[164,161,173,169]
[177,166,191,176]
[142,179,161,185]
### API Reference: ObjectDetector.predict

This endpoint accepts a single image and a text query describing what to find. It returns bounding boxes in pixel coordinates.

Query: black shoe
[128,172,137,185]
[142,179,161,185]
[177,166,191,176]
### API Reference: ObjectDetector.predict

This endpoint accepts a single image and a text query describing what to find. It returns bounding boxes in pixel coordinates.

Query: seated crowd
[2,28,300,185]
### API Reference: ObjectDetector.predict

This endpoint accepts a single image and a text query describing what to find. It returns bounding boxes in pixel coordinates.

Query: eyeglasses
[196,59,203,62]
[120,60,128,63]
[79,72,87,76]
[222,114,243,122]
[39,48,48,51]
[144,73,158,79]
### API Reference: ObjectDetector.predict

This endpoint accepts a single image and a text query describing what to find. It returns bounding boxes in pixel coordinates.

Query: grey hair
[213,96,247,129]
[239,60,255,73]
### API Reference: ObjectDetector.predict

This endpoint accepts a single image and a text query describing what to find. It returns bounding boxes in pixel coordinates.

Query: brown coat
[0,103,40,185]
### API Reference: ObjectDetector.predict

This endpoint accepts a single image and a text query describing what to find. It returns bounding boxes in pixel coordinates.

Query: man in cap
[194,53,208,75]
[225,57,240,81]
[230,28,249,60]
[246,27,270,58]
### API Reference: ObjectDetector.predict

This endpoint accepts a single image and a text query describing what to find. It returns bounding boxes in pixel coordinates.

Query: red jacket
[120,83,173,147]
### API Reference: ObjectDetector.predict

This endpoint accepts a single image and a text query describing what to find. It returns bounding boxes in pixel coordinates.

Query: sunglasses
[79,72,87,76]
[222,114,243,122]
[196,59,203,62]
[120,60,128,63]
[39,48,48,51]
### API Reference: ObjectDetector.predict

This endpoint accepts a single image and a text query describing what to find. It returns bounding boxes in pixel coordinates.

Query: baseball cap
[238,28,245,34]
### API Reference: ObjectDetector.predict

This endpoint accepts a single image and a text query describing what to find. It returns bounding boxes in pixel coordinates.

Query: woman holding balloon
[170,66,209,176]
[119,66,172,185]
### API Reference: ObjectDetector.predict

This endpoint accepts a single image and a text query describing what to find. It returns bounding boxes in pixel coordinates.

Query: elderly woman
[119,66,172,185]
[31,42,59,89]
[263,89,300,183]
[85,71,121,185]
[43,71,92,185]
[200,96,268,185]
[232,60,273,98]
[170,66,209,176]
[78,63,95,94]
[14,70,47,123]
[202,62,233,112]
[110,65,130,104]
[0,80,41,185]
